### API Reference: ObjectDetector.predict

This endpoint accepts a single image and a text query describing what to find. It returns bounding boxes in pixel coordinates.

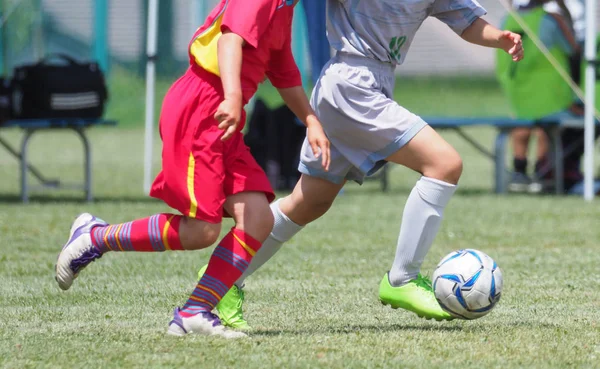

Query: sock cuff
[162,214,184,250]
[231,227,262,253]
[270,199,303,243]
[416,176,457,208]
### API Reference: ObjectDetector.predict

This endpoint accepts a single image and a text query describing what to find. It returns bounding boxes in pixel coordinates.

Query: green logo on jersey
[389,36,407,62]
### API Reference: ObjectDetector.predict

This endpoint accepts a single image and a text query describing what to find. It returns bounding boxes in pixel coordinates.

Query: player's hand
[499,31,524,62]
[307,122,330,171]
[215,98,242,141]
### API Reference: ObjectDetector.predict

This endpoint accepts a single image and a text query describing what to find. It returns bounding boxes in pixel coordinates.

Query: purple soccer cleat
[55,213,108,290]
[167,307,247,339]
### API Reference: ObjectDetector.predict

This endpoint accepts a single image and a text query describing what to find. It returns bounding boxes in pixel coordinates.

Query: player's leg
[509,127,532,192]
[377,125,459,321]
[203,174,343,330]
[170,191,272,338]
[238,173,345,283]
[530,128,549,193]
[204,133,347,329]
[178,132,277,333]
[55,212,221,290]
[55,70,227,291]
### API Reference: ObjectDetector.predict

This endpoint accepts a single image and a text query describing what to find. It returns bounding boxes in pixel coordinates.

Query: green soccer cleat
[379,273,454,321]
[197,265,252,331]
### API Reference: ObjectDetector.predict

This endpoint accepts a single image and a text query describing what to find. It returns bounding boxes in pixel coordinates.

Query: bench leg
[20,129,36,203]
[494,129,510,194]
[381,165,389,192]
[549,127,564,195]
[73,128,93,202]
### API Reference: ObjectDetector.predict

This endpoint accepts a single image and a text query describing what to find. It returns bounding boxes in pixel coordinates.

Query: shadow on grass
[253,323,463,336]
[0,194,161,204]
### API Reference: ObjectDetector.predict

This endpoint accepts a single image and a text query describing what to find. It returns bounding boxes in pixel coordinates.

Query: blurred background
[5,0,597,123]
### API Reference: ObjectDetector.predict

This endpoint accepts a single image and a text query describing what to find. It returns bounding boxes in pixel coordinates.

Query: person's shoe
[379,273,454,321]
[198,265,252,331]
[166,307,247,339]
[55,213,108,290]
[508,172,532,193]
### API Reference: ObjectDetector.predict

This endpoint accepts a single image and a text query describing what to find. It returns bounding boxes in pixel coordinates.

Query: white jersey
[327,0,487,65]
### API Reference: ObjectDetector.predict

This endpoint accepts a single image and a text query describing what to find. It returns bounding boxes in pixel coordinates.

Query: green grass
[1,125,599,369]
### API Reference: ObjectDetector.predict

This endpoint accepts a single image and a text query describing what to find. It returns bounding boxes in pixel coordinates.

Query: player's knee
[180,218,221,250]
[231,200,274,242]
[427,149,463,185]
[242,206,274,242]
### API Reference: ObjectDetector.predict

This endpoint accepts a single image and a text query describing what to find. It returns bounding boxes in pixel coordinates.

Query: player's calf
[280,174,343,226]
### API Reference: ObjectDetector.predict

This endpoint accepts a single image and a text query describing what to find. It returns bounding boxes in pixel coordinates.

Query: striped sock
[180,228,261,316]
[91,214,183,253]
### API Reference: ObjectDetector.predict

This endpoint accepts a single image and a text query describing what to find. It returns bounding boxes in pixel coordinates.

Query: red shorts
[149,66,274,223]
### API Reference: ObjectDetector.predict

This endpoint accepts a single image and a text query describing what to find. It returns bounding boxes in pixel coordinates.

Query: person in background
[498,0,581,192]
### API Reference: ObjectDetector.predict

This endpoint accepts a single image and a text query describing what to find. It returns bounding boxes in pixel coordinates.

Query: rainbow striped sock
[181,228,261,316]
[91,214,183,252]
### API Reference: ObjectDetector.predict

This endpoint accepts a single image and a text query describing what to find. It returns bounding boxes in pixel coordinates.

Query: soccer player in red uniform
[55,0,330,339]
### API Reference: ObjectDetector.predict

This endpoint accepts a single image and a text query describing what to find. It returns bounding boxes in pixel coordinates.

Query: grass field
[1,81,600,368]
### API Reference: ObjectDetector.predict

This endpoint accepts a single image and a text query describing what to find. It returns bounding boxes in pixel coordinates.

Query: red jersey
[189,0,302,103]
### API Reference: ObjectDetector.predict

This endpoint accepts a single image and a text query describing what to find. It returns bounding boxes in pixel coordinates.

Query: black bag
[12,54,108,119]
[0,78,12,124]
[245,99,305,191]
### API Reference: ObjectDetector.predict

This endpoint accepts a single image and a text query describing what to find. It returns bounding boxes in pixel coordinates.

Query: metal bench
[0,118,117,203]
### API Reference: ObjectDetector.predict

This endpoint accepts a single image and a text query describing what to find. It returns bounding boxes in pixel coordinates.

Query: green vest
[496,9,573,119]
[580,34,600,110]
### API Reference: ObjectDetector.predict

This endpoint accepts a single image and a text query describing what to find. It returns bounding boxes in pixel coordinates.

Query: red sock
[91,214,184,253]
[180,228,261,316]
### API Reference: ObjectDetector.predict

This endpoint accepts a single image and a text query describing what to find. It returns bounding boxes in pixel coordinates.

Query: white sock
[235,199,303,287]
[388,176,457,287]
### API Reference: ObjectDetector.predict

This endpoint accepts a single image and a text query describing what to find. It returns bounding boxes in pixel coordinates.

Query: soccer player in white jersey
[201,0,524,328]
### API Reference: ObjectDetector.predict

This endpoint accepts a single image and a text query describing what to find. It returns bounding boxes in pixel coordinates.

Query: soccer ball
[432,249,503,320]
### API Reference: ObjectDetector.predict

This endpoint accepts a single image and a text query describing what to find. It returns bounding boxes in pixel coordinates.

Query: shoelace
[70,248,102,273]
[415,274,433,291]
[235,288,245,310]
[230,286,246,321]
[201,311,222,327]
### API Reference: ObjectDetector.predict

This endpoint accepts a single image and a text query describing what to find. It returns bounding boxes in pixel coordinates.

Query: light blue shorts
[299,53,427,185]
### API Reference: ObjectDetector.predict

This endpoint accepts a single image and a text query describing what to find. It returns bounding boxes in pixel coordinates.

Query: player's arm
[278,86,330,170]
[215,0,276,140]
[461,18,524,62]
[214,31,245,141]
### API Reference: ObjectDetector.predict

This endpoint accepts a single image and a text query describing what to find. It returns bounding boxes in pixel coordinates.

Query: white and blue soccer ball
[432,249,503,320]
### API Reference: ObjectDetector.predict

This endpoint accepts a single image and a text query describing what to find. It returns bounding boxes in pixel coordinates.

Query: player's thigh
[385,125,463,184]
[280,174,345,226]
[223,191,273,242]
